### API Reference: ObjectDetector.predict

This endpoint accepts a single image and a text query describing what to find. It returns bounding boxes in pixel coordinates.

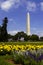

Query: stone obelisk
[26,12,30,35]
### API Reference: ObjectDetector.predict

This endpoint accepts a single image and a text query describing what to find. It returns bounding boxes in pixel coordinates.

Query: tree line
[0,17,43,42]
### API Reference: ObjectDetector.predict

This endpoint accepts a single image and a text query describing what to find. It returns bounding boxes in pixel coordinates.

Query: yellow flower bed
[0,44,43,52]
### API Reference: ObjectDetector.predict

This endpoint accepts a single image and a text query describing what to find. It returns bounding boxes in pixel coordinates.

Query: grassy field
[0,53,22,65]
[0,55,15,65]
[0,41,43,45]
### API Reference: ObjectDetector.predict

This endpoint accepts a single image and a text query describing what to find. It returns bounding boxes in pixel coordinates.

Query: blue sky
[0,0,43,36]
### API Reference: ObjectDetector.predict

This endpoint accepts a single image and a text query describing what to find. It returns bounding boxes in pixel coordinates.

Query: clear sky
[0,0,43,36]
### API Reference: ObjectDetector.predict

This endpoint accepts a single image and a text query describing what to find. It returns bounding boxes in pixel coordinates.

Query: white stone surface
[26,12,30,35]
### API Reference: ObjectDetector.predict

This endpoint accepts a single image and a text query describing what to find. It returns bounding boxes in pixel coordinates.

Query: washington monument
[26,12,30,35]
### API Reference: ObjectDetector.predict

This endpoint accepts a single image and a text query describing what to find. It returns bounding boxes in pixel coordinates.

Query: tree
[13,31,29,41]
[13,32,24,41]
[40,37,43,41]
[28,35,31,41]
[13,34,18,41]
[23,33,28,41]
[1,17,8,42]
[30,34,39,41]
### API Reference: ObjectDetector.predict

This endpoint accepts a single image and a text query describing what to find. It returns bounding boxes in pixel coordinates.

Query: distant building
[8,38,13,42]
[20,37,24,41]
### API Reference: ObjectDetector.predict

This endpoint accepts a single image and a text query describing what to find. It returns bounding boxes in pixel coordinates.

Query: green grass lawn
[0,55,15,65]
[0,41,43,45]
[0,55,22,65]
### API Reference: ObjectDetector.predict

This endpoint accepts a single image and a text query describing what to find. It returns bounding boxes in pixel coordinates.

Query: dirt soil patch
[6,59,22,65]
